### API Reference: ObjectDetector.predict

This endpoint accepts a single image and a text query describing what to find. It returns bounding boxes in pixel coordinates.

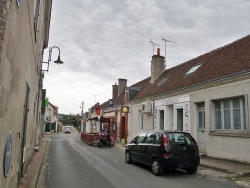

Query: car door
[130,132,147,162]
[140,132,155,165]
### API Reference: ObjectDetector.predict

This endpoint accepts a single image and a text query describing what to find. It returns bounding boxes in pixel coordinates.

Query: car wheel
[125,151,132,163]
[186,167,197,174]
[151,159,164,176]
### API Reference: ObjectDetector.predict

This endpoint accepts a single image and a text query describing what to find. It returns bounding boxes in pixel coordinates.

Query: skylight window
[185,64,202,75]
[157,76,169,86]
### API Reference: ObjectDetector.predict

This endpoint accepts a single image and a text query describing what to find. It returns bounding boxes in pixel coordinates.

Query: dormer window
[157,76,169,86]
[185,64,202,75]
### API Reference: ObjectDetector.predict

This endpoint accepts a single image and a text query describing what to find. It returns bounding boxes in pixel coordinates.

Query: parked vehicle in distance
[125,130,200,176]
[64,126,71,134]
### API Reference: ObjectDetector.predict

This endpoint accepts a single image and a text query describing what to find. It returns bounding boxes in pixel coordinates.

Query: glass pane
[155,134,161,144]
[224,110,231,129]
[136,132,147,144]
[144,133,155,144]
[198,103,204,110]
[202,112,205,128]
[215,101,221,110]
[215,111,222,129]
[224,100,230,109]
[233,98,240,108]
[198,111,205,129]
[243,108,246,130]
[233,109,241,130]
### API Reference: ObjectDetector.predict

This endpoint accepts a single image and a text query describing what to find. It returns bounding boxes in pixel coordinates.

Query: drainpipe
[152,99,155,130]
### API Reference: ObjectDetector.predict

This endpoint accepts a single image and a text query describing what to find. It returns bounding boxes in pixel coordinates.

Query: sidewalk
[114,141,250,178]
[19,137,250,188]
[18,137,50,188]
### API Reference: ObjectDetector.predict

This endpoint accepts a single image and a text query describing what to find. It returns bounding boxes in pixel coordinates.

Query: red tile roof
[102,35,250,108]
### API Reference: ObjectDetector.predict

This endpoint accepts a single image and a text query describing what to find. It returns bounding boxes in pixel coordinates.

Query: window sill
[209,131,250,138]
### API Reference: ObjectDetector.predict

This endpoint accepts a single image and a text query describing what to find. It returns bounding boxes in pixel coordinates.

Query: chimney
[150,48,165,83]
[112,83,118,98]
[118,78,127,96]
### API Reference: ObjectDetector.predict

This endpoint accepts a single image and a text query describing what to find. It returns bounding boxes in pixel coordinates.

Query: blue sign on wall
[4,131,12,177]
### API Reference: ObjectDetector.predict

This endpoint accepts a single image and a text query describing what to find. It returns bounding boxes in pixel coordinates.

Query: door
[120,117,126,142]
[131,132,146,161]
[197,103,206,150]
[177,108,183,131]
[18,83,30,182]
[140,132,155,165]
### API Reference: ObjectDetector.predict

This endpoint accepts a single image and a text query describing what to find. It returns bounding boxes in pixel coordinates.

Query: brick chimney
[112,83,118,98]
[150,48,165,83]
[118,78,127,96]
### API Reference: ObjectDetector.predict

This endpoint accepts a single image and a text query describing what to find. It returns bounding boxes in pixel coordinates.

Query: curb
[35,138,50,188]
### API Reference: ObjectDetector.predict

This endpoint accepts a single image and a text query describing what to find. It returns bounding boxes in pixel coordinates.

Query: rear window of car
[168,133,195,145]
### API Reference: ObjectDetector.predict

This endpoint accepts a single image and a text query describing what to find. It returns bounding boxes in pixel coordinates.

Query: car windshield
[168,133,195,145]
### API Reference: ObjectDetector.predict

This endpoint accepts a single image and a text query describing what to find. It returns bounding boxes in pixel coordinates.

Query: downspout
[152,99,155,130]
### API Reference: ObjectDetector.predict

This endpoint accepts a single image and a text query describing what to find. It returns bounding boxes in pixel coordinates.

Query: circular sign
[4,131,12,177]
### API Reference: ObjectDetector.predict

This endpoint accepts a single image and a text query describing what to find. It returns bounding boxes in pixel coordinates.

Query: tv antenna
[162,38,175,62]
[150,40,160,55]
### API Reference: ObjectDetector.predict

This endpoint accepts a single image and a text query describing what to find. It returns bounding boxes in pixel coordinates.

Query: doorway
[159,110,164,130]
[18,83,30,182]
[177,108,183,131]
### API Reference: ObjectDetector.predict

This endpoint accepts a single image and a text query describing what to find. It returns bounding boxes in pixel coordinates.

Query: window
[168,133,195,145]
[135,132,147,144]
[155,134,161,144]
[157,76,169,86]
[144,133,155,144]
[214,97,246,131]
[197,103,205,129]
[17,0,21,8]
[185,64,201,75]
[34,0,40,36]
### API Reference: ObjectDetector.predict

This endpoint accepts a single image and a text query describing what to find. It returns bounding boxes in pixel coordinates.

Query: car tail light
[162,153,168,157]
[163,134,168,146]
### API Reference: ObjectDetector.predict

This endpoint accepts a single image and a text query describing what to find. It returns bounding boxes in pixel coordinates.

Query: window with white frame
[197,103,205,129]
[214,96,246,131]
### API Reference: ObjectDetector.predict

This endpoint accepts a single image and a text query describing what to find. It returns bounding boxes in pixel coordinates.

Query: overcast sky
[43,0,250,115]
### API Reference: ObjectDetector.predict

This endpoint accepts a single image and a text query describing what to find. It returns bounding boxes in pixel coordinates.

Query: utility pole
[94,95,98,104]
[80,101,84,132]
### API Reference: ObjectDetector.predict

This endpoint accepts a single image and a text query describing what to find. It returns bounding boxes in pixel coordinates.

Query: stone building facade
[0,0,52,187]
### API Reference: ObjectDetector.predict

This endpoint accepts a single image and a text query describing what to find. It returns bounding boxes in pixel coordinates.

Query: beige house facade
[0,0,52,187]
[100,35,250,164]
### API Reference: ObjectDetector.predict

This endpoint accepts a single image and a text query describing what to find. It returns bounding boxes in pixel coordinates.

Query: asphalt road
[47,130,242,188]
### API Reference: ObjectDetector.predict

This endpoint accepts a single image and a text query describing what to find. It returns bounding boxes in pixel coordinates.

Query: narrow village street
[35,129,250,188]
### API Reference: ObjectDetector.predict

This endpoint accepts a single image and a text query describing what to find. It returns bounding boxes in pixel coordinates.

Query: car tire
[151,159,164,176]
[186,167,198,174]
[125,151,132,163]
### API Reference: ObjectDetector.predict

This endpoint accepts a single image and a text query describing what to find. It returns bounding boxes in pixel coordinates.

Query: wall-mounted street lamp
[42,46,64,72]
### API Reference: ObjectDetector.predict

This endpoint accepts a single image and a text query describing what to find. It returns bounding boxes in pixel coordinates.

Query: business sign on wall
[184,102,190,132]
[154,108,158,129]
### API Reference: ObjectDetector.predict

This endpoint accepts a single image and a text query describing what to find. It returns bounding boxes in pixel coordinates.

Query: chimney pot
[157,48,160,56]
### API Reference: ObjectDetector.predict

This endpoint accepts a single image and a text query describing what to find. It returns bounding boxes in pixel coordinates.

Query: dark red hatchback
[125,130,200,176]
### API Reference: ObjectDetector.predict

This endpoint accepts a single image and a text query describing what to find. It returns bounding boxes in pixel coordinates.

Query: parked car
[125,130,200,176]
[64,126,71,134]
